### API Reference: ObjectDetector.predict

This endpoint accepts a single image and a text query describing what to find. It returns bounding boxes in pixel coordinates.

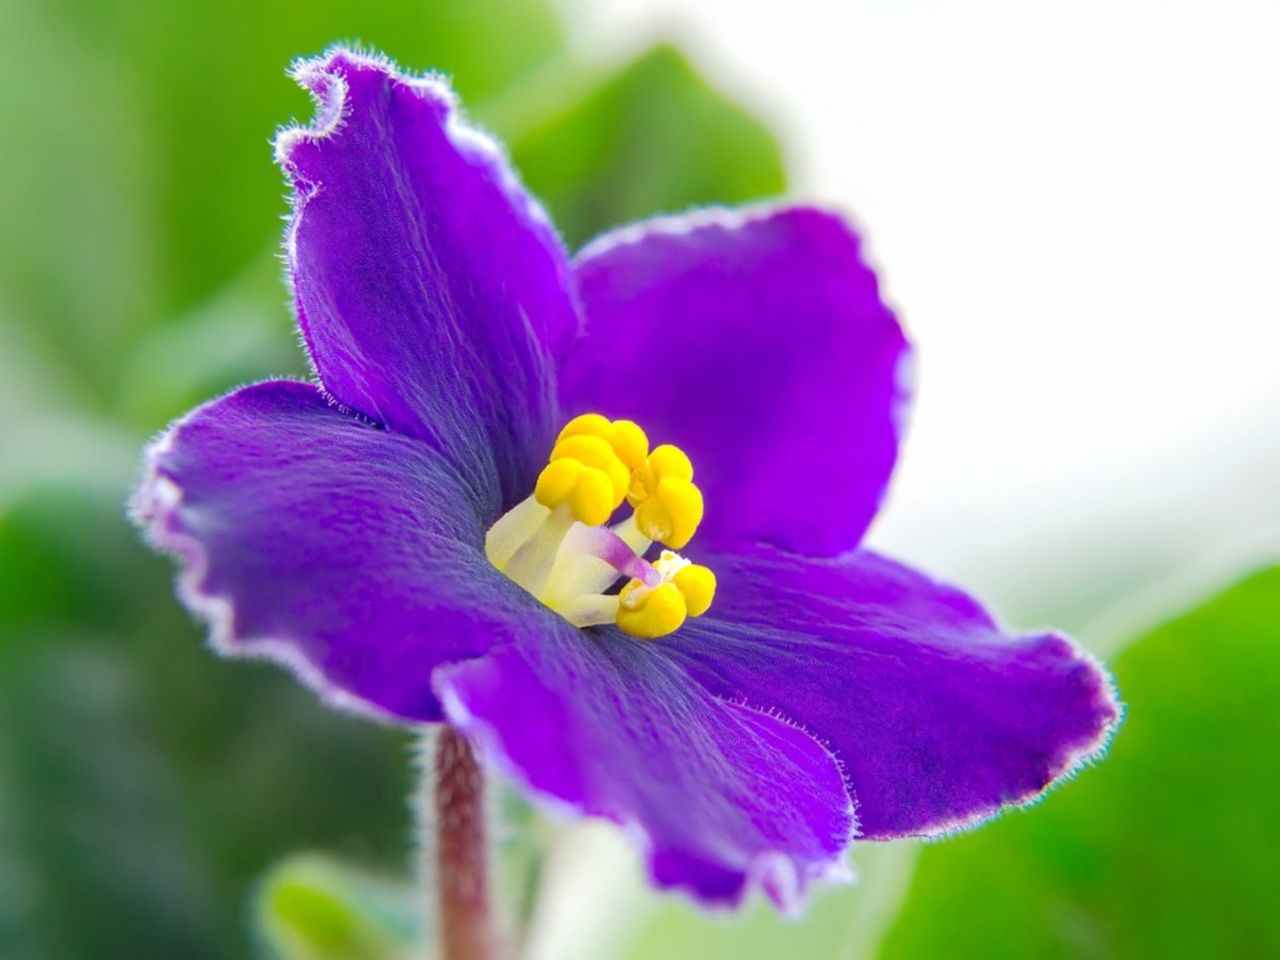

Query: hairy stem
[434,727,498,960]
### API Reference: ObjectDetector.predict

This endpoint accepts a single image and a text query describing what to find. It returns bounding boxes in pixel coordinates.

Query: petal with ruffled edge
[132,379,549,722]
[662,546,1121,839]
[560,206,911,556]
[277,49,580,519]
[434,623,854,910]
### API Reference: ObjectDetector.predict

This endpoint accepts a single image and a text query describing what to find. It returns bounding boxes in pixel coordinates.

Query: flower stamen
[615,551,717,639]
[485,413,714,639]
[625,444,704,550]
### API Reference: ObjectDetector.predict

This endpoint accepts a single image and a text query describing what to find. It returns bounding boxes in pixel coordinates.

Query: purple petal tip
[920,637,1123,841]
[274,47,455,170]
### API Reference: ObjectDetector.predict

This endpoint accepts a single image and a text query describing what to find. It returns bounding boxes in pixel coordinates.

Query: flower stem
[434,727,498,960]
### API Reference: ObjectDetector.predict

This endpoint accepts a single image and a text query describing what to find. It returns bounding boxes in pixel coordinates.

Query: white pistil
[500,505,573,597]
[555,593,624,629]
[487,495,657,621]
[484,496,549,570]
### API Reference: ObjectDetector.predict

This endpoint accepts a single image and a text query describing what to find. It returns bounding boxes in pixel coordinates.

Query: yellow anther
[534,455,620,527]
[617,581,687,639]
[559,413,650,471]
[549,434,630,502]
[650,444,693,480]
[628,443,693,505]
[558,413,611,442]
[673,564,716,617]
[614,552,716,639]
[567,467,616,526]
[608,420,649,471]
[634,475,704,549]
[534,457,582,507]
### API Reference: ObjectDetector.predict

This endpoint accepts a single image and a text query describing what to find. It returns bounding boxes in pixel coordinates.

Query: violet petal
[663,546,1121,839]
[277,49,579,519]
[133,380,545,722]
[434,623,854,910]
[561,206,911,556]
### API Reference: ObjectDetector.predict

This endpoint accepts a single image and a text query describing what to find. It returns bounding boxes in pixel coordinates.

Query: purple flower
[133,49,1120,912]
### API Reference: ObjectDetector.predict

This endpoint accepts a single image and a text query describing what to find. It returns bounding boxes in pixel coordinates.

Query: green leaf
[255,855,417,960]
[880,567,1280,960]
[505,44,787,248]
[114,248,306,430]
[0,485,415,959]
[0,0,564,405]
[90,0,565,316]
[0,640,229,960]
[0,1,157,406]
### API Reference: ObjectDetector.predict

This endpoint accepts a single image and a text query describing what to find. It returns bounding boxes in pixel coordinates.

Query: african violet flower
[134,49,1119,911]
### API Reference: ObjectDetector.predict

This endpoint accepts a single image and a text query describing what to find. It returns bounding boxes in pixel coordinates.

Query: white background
[568,0,1280,637]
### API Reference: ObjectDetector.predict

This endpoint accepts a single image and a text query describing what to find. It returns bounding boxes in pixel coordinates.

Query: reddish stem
[435,727,498,960]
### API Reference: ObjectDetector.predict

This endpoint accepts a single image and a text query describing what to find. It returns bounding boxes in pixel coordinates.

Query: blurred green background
[0,1,1275,958]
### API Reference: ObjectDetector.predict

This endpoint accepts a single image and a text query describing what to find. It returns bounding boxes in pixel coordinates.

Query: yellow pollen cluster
[558,413,649,471]
[627,443,703,550]
[533,432,629,527]
[538,414,704,551]
[488,413,715,641]
[616,552,717,639]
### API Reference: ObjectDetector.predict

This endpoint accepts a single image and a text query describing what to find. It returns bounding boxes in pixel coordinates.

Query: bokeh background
[1,1,1276,958]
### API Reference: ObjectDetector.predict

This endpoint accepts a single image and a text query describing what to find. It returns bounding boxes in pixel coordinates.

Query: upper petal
[560,206,912,556]
[276,49,580,519]
[434,623,854,911]
[663,547,1121,839]
[133,379,546,723]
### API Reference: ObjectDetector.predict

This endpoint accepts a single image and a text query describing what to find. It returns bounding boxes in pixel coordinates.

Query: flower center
[484,414,715,639]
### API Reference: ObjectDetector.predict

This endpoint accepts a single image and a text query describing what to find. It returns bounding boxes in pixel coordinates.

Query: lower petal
[664,547,1121,839]
[133,380,544,722]
[434,624,854,910]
